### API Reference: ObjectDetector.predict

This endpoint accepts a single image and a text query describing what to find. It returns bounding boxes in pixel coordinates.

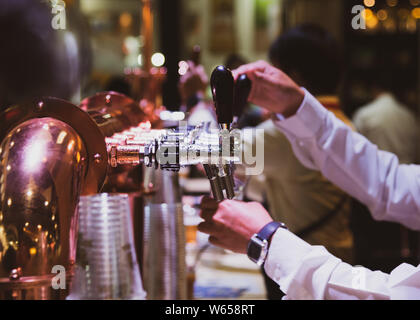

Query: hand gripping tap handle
[233,74,252,121]
[210,65,234,128]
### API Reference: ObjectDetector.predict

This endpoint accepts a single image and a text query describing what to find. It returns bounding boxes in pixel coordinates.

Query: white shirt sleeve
[264,228,420,300]
[273,89,420,231]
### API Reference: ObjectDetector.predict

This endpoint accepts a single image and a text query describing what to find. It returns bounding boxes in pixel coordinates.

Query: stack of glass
[68,193,146,300]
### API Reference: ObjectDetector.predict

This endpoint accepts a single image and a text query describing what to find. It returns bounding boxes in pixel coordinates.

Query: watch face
[248,235,268,266]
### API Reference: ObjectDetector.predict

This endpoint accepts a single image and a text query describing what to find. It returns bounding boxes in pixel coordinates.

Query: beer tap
[211,65,234,130]
[104,66,249,202]
[203,65,236,201]
[233,74,252,127]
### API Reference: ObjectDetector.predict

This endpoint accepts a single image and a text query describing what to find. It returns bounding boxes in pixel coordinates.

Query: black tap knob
[233,74,252,119]
[210,65,234,126]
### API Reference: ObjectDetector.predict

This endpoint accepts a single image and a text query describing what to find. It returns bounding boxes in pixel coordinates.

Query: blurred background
[93,0,418,116]
[5,0,416,117]
[2,0,420,300]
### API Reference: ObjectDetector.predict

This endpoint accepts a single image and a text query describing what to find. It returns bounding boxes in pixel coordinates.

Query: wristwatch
[247,221,287,266]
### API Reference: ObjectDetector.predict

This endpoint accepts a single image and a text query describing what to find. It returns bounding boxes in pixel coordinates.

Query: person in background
[238,25,355,299]
[350,73,420,273]
[178,61,217,128]
[353,74,418,164]
[198,60,420,299]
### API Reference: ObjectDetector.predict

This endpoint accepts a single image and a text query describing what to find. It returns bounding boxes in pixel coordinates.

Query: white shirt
[241,118,353,260]
[264,89,420,300]
[353,92,418,164]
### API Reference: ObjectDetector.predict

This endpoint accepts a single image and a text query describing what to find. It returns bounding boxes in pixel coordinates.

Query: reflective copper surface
[0,98,108,299]
[0,98,108,195]
[80,91,148,137]
[0,118,86,278]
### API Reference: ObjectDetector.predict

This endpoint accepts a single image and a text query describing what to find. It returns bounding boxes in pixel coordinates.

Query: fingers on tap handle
[210,65,234,125]
[233,74,252,118]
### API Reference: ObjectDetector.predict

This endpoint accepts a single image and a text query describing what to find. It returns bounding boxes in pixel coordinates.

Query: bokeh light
[151,52,165,67]
[364,0,376,7]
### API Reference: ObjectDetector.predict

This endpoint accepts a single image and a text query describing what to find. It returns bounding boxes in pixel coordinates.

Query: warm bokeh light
[410,0,420,6]
[386,0,398,7]
[377,9,388,21]
[119,12,133,28]
[367,15,379,29]
[363,8,374,19]
[376,9,388,21]
[151,52,165,67]
[412,7,420,19]
[364,0,376,7]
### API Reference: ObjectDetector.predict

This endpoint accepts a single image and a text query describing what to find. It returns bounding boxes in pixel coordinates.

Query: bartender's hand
[232,60,305,118]
[198,197,273,254]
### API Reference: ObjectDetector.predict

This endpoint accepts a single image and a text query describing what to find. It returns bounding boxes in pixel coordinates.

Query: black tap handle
[210,65,234,125]
[233,74,252,118]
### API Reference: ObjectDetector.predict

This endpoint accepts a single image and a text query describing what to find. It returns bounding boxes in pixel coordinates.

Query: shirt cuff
[264,227,312,286]
[274,88,329,139]
[264,227,342,299]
